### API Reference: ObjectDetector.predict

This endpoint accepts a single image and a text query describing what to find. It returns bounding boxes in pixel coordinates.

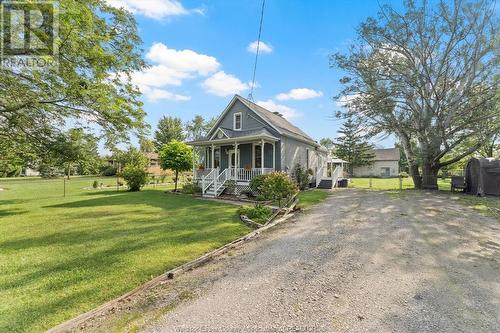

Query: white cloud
[202,71,251,97]
[140,86,191,102]
[146,43,220,76]
[256,99,301,119]
[247,41,273,54]
[105,0,202,20]
[131,42,221,101]
[131,65,189,88]
[276,88,323,101]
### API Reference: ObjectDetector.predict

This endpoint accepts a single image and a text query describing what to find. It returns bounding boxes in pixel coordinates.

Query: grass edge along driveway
[0,179,250,333]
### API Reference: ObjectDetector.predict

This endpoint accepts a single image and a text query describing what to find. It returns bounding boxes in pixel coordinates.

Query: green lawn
[0,177,250,333]
[348,177,451,191]
[297,190,331,209]
[348,177,499,218]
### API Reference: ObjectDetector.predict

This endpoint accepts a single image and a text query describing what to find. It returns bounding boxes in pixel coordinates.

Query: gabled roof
[236,95,318,145]
[373,148,400,161]
[206,95,319,146]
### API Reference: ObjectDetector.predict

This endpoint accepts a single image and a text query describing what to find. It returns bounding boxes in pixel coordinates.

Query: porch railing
[228,168,274,182]
[316,165,324,187]
[332,165,341,188]
[194,168,214,180]
[214,168,228,193]
[201,168,217,193]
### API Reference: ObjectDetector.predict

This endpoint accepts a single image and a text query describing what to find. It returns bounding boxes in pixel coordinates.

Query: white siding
[280,136,325,174]
[353,161,399,177]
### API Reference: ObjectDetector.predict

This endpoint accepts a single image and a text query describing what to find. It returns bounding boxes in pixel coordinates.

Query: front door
[228,149,240,168]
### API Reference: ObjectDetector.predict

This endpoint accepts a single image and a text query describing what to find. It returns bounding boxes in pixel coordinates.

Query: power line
[248,0,266,102]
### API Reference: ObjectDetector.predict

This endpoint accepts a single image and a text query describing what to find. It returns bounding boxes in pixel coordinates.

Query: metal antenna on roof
[248,0,266,102]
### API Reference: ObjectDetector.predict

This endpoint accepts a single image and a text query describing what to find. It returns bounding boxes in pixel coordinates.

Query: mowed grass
[297,190,330,209]
[348,177,499,218]
[348,177,451,191]
[0,177,250,333]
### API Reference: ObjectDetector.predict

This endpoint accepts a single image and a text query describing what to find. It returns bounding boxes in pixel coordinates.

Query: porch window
[234,112,242,130]
[254,145,262,168]
[214,149,220,168]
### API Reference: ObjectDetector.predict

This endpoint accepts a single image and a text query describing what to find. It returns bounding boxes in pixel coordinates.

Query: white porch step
[203,184,226,197]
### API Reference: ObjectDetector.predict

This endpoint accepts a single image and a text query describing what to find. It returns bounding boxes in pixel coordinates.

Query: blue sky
[107,0,404,147]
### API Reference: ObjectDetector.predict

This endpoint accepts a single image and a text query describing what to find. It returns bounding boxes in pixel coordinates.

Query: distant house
[106,152,162,176]
[145,152,162,176]
[188,95,332,197]
[353,148,400,177]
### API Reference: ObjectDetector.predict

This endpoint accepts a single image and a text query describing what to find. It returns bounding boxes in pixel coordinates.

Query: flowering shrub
[260,172,298,207]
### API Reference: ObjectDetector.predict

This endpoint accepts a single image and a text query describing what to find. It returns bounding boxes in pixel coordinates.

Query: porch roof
[187,128,279,146]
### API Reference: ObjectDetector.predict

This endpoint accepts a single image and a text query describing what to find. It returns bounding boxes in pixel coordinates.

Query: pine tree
[334,119,375,175]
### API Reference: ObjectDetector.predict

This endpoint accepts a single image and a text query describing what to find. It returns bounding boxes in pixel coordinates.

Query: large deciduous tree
[0,1,146,159]
[332,0,498,189]
[154,116,185,150]
[334,119,376,176]
[50,128,101,178]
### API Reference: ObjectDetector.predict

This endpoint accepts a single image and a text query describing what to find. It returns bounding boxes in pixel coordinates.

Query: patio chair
[451,176,466,193]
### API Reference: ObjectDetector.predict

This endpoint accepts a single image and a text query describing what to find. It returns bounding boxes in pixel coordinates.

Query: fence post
[369,177,372,189]
[399,176,403,191]
[63,177,66,197]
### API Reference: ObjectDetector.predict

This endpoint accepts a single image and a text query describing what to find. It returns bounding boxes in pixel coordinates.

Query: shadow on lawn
[0,190,245,332]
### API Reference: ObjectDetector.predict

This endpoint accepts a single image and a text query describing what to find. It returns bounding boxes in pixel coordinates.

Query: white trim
[189,134,279,146]
[252,142,263,169]
[206,95,282,138]
[228,149,241,168]
[233,112,242,131]
[209,128,229,140]
[206,95,239,138]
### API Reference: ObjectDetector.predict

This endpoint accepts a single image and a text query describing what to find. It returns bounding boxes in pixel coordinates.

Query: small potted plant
[198,164,205,171]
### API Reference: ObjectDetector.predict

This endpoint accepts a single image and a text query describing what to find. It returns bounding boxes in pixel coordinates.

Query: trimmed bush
[237,204,273,224]
[260,172,298,207]
[122,165,148,191]
[249,174,269,193]
[101,165,117,176]
[92,180,99,189]
[182,182,201,195]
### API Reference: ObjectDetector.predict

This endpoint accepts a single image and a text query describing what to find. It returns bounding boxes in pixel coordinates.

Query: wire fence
[0,174,192,200]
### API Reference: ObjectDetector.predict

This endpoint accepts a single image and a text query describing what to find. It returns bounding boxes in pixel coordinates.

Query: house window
[234,112,242,130]
[254,145,262,168]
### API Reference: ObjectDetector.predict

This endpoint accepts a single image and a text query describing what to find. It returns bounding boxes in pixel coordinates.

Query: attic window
[234,112,242,130]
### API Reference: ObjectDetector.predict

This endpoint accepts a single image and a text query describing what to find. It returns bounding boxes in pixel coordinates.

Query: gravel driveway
[96,189,500,333]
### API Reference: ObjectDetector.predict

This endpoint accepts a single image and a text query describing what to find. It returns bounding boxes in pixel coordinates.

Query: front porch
[189,132,280,197]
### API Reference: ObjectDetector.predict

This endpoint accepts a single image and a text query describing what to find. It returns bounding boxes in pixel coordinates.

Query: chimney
[273,111,283,117]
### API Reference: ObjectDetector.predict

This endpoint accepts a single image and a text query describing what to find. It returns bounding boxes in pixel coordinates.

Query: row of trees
[153,115,215,151]
[332,0,499,189]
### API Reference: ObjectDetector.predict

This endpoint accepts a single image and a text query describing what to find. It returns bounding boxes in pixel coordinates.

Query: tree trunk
[409,163,422,189]
[174,169,178,192]
[398,132,422,189]
[421,160,439,190]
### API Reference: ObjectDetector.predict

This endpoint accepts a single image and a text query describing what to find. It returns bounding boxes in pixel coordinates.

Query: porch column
[192,147,195,176]
[234,141,239,181]
[211,144,215,169]
[272,142,276,170]
[261,139,264,173]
